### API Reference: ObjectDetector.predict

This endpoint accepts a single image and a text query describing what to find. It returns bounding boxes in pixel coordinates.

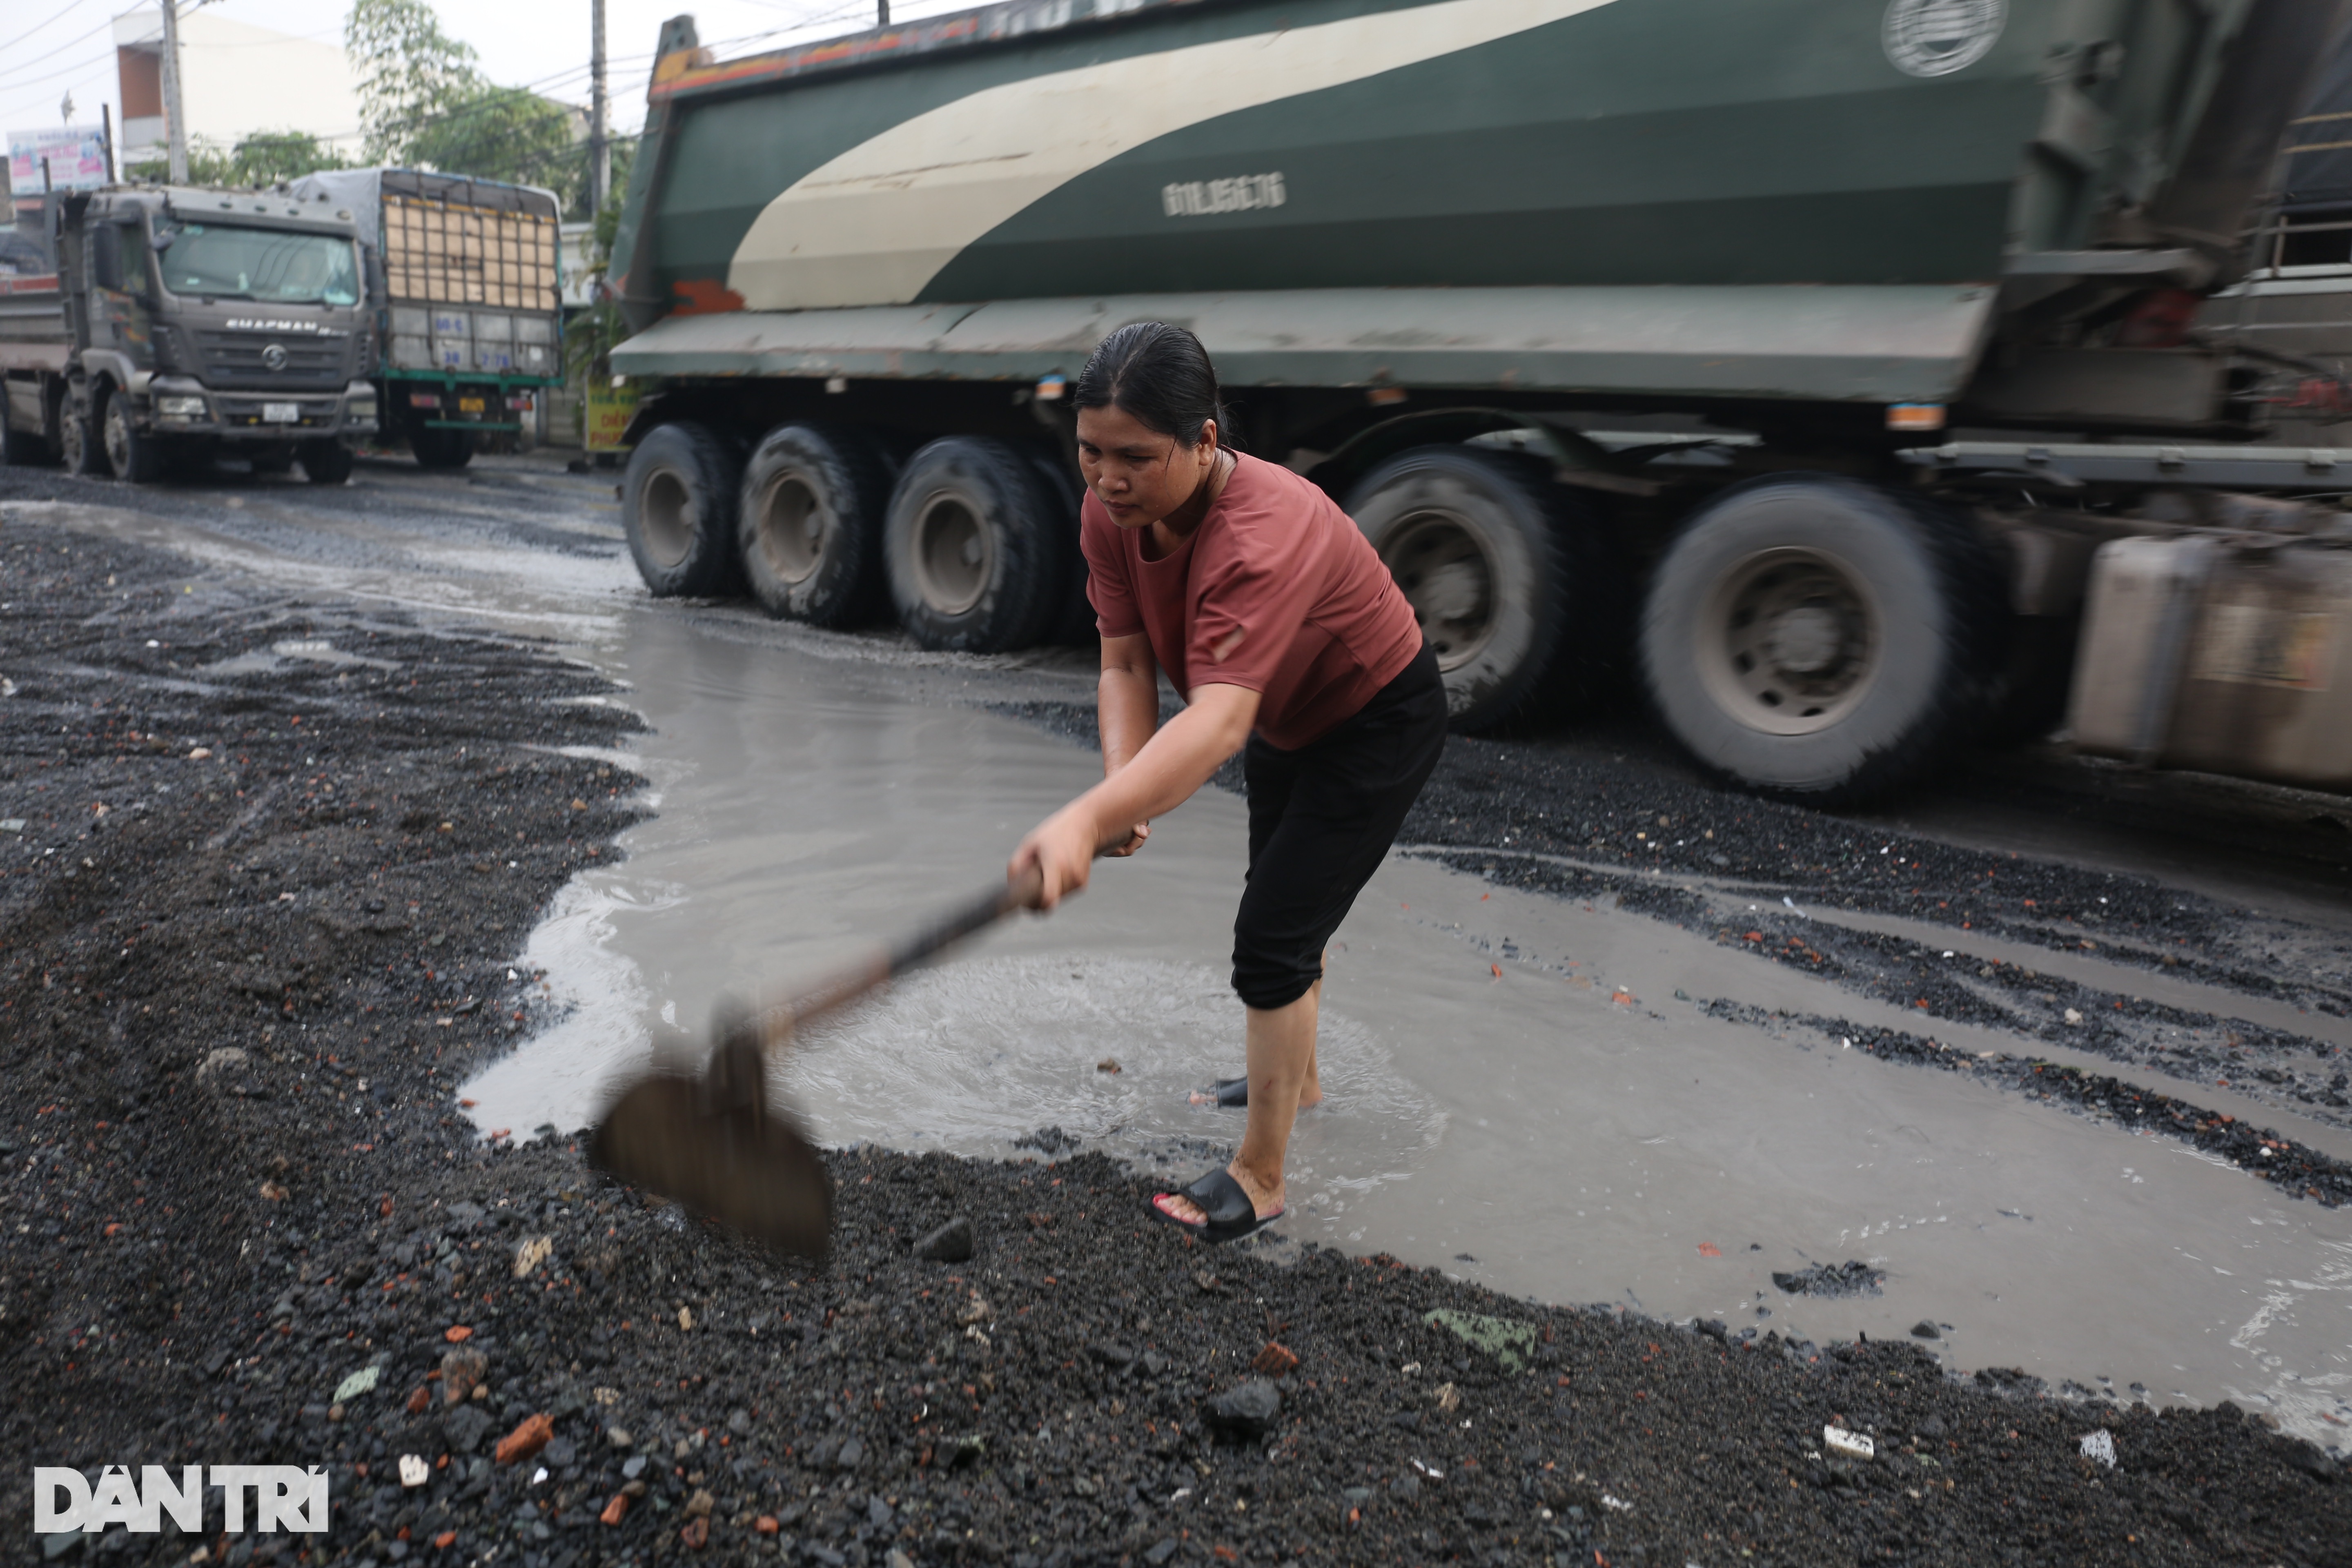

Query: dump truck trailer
[0,185,376,483]
[289,169,564,470]
[606,0,2352,802]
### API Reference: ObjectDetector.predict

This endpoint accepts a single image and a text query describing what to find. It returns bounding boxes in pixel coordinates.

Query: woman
[1010,323,1447,1243]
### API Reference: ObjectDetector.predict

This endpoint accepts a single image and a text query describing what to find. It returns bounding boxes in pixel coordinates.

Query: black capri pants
[1232,642,1448,1010]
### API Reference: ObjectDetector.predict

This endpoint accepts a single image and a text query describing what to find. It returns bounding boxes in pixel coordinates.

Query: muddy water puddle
[458,608,2352,1450]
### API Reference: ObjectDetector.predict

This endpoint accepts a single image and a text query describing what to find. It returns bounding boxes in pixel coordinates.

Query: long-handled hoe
[588,866,1048,1258]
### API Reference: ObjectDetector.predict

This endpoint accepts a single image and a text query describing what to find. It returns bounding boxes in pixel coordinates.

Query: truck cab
[43,185,378,483]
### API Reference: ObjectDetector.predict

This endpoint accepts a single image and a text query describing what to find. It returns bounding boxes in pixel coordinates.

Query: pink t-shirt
[1082,452,1424,751]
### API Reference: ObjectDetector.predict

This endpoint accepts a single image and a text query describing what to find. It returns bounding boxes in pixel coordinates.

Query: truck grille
[194,330,350,391]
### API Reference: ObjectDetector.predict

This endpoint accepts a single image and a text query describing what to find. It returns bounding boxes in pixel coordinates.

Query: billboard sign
[8,126,109,193]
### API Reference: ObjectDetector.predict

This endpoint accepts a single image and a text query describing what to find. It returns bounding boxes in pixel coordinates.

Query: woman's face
[1075,402,1219,530]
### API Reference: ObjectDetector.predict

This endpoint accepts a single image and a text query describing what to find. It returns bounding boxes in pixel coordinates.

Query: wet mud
[1694,1002,2352,1209]
[1771,1262,1887,1300]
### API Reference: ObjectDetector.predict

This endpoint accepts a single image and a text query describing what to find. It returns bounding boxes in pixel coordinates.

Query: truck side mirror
[90,223,124,292]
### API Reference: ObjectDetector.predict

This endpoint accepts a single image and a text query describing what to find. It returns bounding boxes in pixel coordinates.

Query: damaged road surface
[3,458,2350,1566]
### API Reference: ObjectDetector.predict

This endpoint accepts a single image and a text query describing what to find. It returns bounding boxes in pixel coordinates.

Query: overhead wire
[0,0,101,58]
[1,6,903,194]
[0,13,115,80]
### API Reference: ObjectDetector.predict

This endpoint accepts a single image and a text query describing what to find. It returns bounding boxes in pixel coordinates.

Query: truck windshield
[161,223,359,305]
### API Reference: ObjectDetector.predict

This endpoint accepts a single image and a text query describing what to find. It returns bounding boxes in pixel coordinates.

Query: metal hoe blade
[584,868,1051,1256]
[588,1013,834,1258]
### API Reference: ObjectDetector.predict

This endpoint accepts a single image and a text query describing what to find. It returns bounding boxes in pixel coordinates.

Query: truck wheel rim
[754,473,825,585]
[638,469,695,568]
[103,401,130,476]
[912,493,990,616]
[1697,547,1881,736]
[1378,508,1496,672]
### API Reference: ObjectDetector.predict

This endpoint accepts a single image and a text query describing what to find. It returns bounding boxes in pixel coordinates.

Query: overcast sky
[0,0,973,154]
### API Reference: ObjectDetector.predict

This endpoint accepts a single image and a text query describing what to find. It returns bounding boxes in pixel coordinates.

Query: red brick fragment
[494,1412,554,1466]
[1252,1341,1299,1377]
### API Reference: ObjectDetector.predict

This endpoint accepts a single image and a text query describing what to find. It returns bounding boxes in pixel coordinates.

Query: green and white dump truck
[607,0,2352,802]
[289,169,565,470]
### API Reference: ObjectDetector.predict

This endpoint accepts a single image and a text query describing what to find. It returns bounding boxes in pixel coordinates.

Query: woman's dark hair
[1073,321,1228,449]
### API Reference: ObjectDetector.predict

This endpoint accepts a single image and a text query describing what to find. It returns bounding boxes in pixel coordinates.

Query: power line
[0,13,116,86]
[0,63,104,109]
[0,0,100,58]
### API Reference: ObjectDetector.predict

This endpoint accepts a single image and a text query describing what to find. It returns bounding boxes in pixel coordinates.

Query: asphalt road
[6,448,2349,1470]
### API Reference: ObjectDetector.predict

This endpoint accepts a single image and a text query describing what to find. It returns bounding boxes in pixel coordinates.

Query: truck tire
[624,421,746,598]
[1025,448,1096,645]
[60,403,100,476]
[409,418,474,470]
[300,440,356,486]
[100,388,166,484]
[1637,474,2007,804]
[1347,446,1616,731]
[884,436,1059,652]
[738,422,893,626]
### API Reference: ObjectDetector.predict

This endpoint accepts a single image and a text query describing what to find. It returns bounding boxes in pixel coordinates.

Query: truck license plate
[458,397,486,414]
[263,402,300,424]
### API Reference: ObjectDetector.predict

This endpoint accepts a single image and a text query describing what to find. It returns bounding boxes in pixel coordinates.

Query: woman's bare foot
[1152,1159,1284,1227]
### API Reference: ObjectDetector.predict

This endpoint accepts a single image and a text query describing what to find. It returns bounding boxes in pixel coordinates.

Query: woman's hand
[1009,803,1104,909]
[1013,682,1256,910]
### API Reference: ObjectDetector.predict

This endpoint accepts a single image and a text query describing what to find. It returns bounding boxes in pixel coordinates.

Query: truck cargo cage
[381,192,558,312]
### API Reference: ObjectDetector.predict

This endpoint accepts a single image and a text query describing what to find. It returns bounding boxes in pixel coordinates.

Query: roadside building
[111,7,364,172]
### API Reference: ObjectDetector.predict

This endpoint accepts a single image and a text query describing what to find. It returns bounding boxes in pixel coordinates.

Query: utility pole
[588,0,609,216]
[160,0,189,184]
[878,0,890,26]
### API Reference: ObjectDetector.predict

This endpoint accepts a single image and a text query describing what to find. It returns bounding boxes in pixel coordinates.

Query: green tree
[346,0,485,163]
[184,130,352,188]
[345,0,590,214]
[563,158,637,390]
[408,87,581,210]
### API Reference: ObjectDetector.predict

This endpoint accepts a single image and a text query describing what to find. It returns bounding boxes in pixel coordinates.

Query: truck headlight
[158,395,207,421]
[347,395,378,422]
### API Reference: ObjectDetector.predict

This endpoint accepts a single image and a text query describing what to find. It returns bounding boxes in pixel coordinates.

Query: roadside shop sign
[586,382,640,451]
[7,127,109,193]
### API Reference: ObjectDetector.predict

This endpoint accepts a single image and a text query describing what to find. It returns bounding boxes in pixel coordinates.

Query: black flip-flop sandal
[1148,1168,1285,1245]
[1200,1076,1248,1108]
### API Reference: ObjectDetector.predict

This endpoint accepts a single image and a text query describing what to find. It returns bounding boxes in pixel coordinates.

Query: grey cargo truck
[0,185,378,483]
[604,0,2352,802]
[288,168,565,470]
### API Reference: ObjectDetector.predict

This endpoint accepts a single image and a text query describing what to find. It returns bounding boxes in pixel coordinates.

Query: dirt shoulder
[2,514,2345,1566]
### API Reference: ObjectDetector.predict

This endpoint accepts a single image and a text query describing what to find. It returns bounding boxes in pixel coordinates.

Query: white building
[113,8,365,169]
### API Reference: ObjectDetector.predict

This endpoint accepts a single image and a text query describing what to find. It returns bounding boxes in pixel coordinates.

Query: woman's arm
[1011,680,1260,906]
[1099,633,1160,773]
[1097,633,1161,857]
